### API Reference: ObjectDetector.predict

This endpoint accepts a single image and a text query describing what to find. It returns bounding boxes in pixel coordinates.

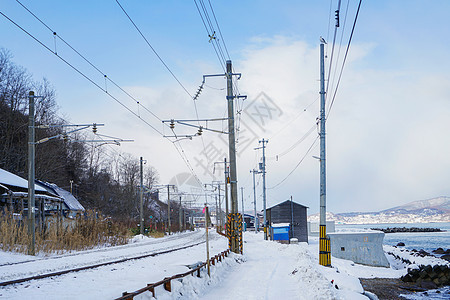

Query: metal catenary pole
[226,60,240,253]
[258,138,268,240]
[205,205,210,276]
[28,91,36,256]
[224,157,229,217]
[167,185,171,234]
[252,169,258,233]
[241,187,245,229]
[140,157,144,235]
[179,196,182,232]
[319,38,330,266]
[217,182,222,230]
[215,194,218,228]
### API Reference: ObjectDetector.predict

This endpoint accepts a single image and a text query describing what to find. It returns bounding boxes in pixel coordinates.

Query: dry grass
[0,209,131,255]
[148,231,165,238]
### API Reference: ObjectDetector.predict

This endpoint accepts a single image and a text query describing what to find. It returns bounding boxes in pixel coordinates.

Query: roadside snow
[1,230,448,300]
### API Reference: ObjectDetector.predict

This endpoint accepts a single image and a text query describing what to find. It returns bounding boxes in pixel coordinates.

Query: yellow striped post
[319,225,331,266]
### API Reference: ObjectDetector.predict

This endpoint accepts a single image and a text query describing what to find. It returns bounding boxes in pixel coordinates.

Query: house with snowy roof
[36,181,85,218]
[0,168,62,215]
[0,168,83,219]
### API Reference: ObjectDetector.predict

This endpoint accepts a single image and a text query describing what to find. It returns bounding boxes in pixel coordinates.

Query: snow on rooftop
[37,181,84,211]
[0,168,47,192]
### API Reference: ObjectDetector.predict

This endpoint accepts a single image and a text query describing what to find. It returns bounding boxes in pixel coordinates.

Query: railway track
[0,230,208,287]
[0,230,200,267]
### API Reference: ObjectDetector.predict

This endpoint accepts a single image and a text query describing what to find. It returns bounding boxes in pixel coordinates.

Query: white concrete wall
[307,221,335,236]
[327,232,390,267]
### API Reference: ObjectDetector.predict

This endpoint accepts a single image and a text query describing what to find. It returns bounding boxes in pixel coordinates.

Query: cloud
[233,36,450,213]
[95,35,450,214]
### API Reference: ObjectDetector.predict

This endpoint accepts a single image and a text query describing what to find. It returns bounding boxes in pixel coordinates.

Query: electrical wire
[268,135,319,190]
[14,0,163,123]
[325,0,341,98]
[193,0,226,72]
[327,0,350,114]
[327,0,362,118]
[268,96,319,141]
[0,10,164,136]
[267,124,316,161]
[207,0,230,60]
[1,7,206,191]
[115,0,217,177]
[115,0,193,99]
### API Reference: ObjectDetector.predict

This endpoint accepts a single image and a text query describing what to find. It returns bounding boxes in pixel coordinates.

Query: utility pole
[167,185,175,234]
[215,194,219,228]
[255,138,268,240]
[226,60,240,253]
[140,157,144,235]
[319,37,330,266]
[217,181,222,230]
[28,91,36,256]
[205,205,210,276]
[179,195,182,232]
[251,169,260,233]
[240,187,245,231]
[224,157,229,217]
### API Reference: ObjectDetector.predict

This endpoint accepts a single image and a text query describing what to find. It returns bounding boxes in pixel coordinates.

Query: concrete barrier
[308,221,335,237]
[327,232,390,267]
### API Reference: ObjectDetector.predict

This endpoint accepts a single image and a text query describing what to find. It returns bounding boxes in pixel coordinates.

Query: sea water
[336,222,450,253]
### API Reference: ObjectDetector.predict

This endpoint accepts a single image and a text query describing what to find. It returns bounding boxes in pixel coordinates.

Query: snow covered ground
[1,229,448,299]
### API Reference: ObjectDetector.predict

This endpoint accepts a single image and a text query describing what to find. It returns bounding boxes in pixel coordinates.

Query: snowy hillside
[308,197,450,224]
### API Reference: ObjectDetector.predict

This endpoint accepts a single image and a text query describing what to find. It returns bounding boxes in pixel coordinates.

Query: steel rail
[0,230,201,268]
[0,240,206,287]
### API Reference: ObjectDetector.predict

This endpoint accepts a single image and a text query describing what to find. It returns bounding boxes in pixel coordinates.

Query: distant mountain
[308,197,450,224]
[383,196,450,214]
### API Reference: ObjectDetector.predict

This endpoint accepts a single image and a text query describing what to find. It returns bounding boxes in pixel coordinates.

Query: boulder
[441,254,450,261]
[432,248,445,254]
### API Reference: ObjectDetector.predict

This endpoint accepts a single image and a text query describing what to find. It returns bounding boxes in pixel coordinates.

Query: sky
[1,0,450,214]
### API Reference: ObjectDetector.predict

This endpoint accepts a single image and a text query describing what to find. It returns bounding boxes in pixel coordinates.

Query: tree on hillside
[0,48,162,222]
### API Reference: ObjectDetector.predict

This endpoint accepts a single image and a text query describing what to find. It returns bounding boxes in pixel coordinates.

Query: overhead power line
[327,0,350,111]
[115,0,193,99]
[0,10,164,136]
[327,0,363,118]
[1,6,206,190]
[14,0,163,123]
[115,0,215,179]
[268,135,319,190]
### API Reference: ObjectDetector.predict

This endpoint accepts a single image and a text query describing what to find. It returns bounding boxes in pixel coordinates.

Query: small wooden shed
[267,199,308,243]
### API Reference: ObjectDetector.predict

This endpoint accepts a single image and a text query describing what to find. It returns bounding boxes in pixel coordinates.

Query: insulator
[197,127,203,136]
[335,10,340,27]
[63,134,68,142]
[93,123,97,134]
[170,119,175,129]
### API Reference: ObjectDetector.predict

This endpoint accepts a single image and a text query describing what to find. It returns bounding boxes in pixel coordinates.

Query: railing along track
[117,249,231,300]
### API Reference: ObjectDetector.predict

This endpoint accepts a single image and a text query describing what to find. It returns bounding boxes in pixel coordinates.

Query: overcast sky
[1,1,449,214]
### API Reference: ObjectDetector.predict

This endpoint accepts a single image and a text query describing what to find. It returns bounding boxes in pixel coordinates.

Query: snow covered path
[199,233,348,300]
[200,234,299,299]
